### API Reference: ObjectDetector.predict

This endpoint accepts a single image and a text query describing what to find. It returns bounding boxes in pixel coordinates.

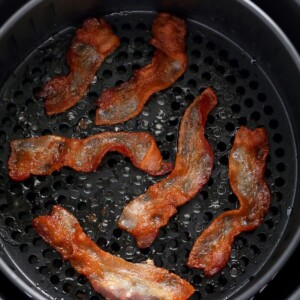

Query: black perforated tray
[0,9,297,300]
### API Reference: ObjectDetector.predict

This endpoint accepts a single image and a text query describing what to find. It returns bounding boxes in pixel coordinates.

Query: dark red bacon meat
[33,205,195,300]
[39,18,120,115]
[118,88,217,248]
[188,127,270,276]
[95,13,187,125]
[8,132,172,181]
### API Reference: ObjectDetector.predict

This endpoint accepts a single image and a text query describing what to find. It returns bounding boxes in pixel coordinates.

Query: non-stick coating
[0,3,299,300]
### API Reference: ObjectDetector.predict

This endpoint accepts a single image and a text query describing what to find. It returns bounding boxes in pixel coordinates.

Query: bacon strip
[33,205,195,300]
[95,13,187,125]
[118,88,217,248]
[38,18,120,115]
[188,127,270,276]
[8,132,172,181]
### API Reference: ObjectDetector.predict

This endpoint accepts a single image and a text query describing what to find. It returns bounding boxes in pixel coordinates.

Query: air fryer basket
[0,0,300,299]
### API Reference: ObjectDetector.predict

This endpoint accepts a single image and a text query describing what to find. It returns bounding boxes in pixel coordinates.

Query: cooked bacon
[188,127,270,276]
[118,88,217,248]
[95,13,187,125]
[8,132,172,181]
[33,205,195,300]
[38,18,120,115]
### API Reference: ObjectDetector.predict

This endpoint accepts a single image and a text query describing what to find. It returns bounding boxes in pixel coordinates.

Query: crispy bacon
[188,127,270,276]
[33,205,195,300]
[8,132,172,181]
[38,18,120,115]
[95,13,187,125]
[118,88,217,248]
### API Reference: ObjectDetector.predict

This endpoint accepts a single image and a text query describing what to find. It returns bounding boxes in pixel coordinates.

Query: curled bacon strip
[188,127,270,276]
[95,13,187,125]
[118,88,217,248]
[39,18,120,115]
[33,205,195,300]
[8,132,172,181]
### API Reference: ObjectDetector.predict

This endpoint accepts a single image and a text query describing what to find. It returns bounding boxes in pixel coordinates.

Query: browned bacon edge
[118,88,217,248]
[33,205,195,300]
[8,132,172,181]
[95,13,187,125]
[38,18,120,115]
[188,127,270,276]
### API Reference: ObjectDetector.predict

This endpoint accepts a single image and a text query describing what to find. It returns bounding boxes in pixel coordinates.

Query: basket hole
[187,79,197,88]
[20,244,29,253]
[50,275,60,285]
[204,212,213,221]
[189,64,199,73]
[218,275,228,286]
[193,274,202,285]
[166,133,175,142]
[249,80,259,90]
[218,49,228,60]
[240,256,250,267]
[225,75,236,84]
[167,254,177,264]
[162,150,170,160]
[215,65,225,74]
[264,105,273,115]
[250,111,260,121]
[121,23,131,31]
[205,284,214,294]
[77,202,87,211]
[191,49,201,58]
[206,41,215,50]
[238,117,247,126]
[200,190,208,200]
[257,233,267,242]
[5,217,15,227]
[193,35,203,44]
[275,177,285,187]
[236,86,245,95]
[134,36,145,45]
[97,237,107,247]
[53,258,63,268]
[225,122,235,132]
[275,148,285,158]
[201,72,211,81]
[250,244,261,255]
[229,59,239,68]
[78,275,87,285]
[102,69,112,79]
[219,156,228,166]
[116,65,126,74]
[120,36,130,45]
[204,56,213,65]
[136,22,146,30]
[171,101,180,111]
[257,92,267,102]
[273,133,283,143]
[28,255,38,264]
[228,194,238,203]
[63,283,74,293]
[269,119,279,129]
[113,228,122,238]
[169,117,178,126]
[65,267,75,277]
[217,142,227,151]
[133,50,143,59]
[231,104,241,113]
[276,162,286,172]
[270,204,280,214]
[33,237,44,247]
[239,69,250,78]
